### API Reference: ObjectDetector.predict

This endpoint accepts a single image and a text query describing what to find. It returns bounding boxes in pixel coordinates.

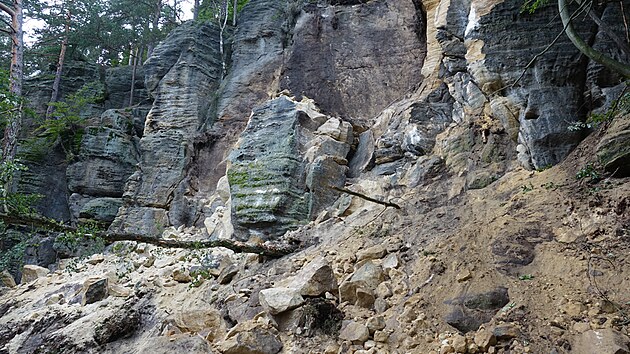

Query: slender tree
[45,0,72,119]
[0,0,24,161]
[558,0,630,78]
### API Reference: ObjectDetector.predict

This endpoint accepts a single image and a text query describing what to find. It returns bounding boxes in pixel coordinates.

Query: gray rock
[366,316,386,333]
[219,326,283,354]
[94,307,140,344]
[259,287,305,315]
[78,198,123,223]
[277,257,338,297]
[444,287,510,333]
[218,263,239,285]
[339,321,370,343]
[104,65,149,109]
[228,97,350,241]
[339,261,385,305]
[137,335,215,354]
[82,277,109,305]
[0,270,16,287]
[20,265,50,283]
[281,0,425,119]
[111,21,223,235]
[357,245,387,262]
[573,329,630,354]
[597,113,630,177]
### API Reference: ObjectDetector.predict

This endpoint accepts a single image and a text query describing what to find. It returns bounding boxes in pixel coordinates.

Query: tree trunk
[46,5,72,120]
[129,46,139,106]
[193,0,199,20]
[232,0,237,26]
[147,0,162,58]
[1,0,24,161]
[558,0,630,78]
[219,0,229,78]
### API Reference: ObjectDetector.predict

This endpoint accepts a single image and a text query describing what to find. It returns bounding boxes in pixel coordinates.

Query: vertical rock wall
[110,22,223,235]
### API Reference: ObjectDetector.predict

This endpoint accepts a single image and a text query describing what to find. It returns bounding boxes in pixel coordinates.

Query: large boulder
[227,96,351,241]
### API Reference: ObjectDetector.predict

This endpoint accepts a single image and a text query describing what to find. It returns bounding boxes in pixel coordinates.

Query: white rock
[259,287,305,315]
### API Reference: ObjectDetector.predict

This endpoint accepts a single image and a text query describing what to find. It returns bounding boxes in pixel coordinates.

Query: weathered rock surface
[227,96,351,240]
[21,264,50,283]
[573,329,630,354]
[259,287,305,315]
[276,257,338,297]
[82,277,108,305]
[281,0,426,119]
[218,321,283,354]
[597,113,630,177]
[444,287,510,333]
[111,21,223,235]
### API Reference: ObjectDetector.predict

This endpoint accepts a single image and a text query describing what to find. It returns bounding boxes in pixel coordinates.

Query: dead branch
[331,185,402,209]
[0,214,297,258]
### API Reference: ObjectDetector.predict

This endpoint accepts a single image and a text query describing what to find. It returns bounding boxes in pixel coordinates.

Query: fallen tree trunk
[0,214,298,258]
[331,186,402,209]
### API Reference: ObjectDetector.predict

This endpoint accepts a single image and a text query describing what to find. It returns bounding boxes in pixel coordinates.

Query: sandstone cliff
[1,0,630,353]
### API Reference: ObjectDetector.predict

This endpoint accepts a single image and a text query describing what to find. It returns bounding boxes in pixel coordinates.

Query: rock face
[280,0,426,119]
[597,112,630,176]
[110,21,223,235]
[67,110,140,224]
[227,96,351,240]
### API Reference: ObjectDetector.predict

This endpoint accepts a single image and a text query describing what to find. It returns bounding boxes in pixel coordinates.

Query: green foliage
[576,163,601,183]
[53,221,105,261]
[189,268,213,287]
[568,88,630,131]
[199,0,250,23]
[521,183,535,193]
[0,223,30,273]
[27,81,104,160]
[0,160,42,215]
[520,0,549,14]
[518,274,534,281]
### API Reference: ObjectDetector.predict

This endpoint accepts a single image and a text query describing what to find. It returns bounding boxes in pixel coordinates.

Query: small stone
[45,293,64,305]
[172,269,192,283]
[109,283,132,297]
[324,343,339,354]
[456,269,472,282]
[0,270,16,287]
[259,287,305,315]
[382,253,399,270]
[364,340,376,349]
[366,316,386,333]
[492,324,520,340]
[474,329,496,352]
[277,257,338,297]
[356,287,375,309]
[21,265,50,283]
[87,254,105,265]
[339,321,370,343]
[572,329,630,354]
[564,302,587,316]
[451,334,467,353]
[440,345,455,354]
[374,298,389,313]
[82,277,108,305]
[143,256,155,267]
[154,258,175,268]
[218,263,238,285]
[374,330,389,343]
[375,282,393,299]
[357,245,387,262]
[573,322,591,333]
